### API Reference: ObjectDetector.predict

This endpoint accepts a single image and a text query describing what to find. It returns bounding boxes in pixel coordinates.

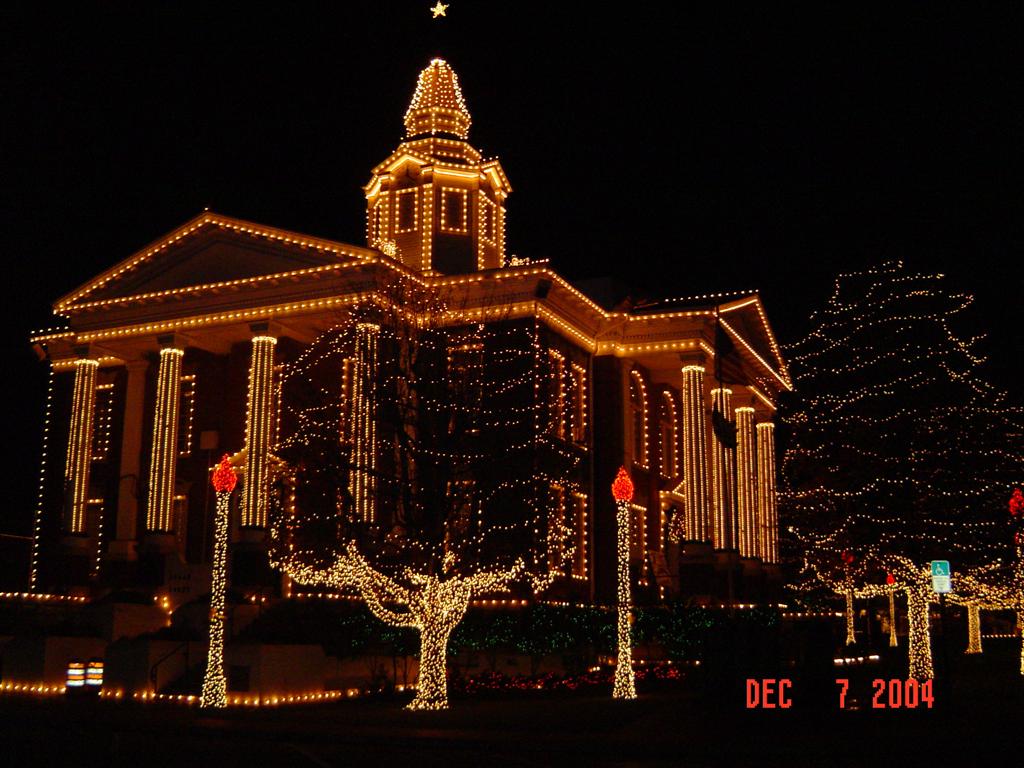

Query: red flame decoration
[611,466,634,502]
[841,550,855,565]
[886,573,895,585]
[1009,488,1024,517]
[211,454,238,493]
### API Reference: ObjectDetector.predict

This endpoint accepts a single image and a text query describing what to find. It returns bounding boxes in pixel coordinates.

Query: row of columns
[57,328,277,558]
[680,365,779,564]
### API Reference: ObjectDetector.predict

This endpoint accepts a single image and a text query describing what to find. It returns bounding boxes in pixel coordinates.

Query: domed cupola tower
[365,58,511,275]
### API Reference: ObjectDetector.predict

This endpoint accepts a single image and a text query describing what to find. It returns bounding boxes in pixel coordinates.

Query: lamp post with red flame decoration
[201,455,237,708]
[612,466,637,700]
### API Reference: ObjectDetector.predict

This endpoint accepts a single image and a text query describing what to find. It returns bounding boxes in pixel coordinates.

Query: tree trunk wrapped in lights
[201,455,237,709]
[282,544,535,710]
[904,582,934,680]
[800,549,862,647]
[611,466,637,700]
[268,278,581,710]
[952,555,1024,671]
[965,604,982,654]
[888,589,898,647]
[1019,610,1024,675]
[843,588,856,646]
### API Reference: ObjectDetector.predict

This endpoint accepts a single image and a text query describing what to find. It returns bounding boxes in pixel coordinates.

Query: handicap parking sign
[931,560,951,593]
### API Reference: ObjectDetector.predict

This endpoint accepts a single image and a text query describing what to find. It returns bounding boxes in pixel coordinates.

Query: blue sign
[931,560,952,594]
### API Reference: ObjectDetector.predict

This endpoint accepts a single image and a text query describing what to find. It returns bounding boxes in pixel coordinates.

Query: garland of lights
[612,467,637,700]
[201,455,237,709]
[267,289,581,710]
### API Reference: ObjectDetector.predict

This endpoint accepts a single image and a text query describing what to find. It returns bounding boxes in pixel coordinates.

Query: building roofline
[53,211,376,313]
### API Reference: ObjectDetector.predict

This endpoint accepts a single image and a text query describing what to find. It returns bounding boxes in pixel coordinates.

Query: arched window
[629,370,648,467]
[658,391,677,477]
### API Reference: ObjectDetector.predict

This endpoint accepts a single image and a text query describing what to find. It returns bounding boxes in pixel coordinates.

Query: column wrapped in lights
[612,466,637,700]
[709,388,734,549]
[146,347,184,533]
[756,421,777,562]
[734,407,757,557]
[242,335,277,529]
[349,323,379,523]
[680,365,709,543]
[63,358,99,533]
[201,455,237,709]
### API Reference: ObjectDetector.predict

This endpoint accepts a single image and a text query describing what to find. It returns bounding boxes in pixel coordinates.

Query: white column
[735,407,757,558]
[146,346,184,533]
[680,365,710,543]
[347,323,379,523]
[64,358,99,534]
[709,387,734,549]
[110,360,148,557]
[756,420,778,563]
[241,335,277,529]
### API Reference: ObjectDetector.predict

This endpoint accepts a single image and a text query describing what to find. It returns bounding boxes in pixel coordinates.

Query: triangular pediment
[56,212,373,312]
[718,295,791,389]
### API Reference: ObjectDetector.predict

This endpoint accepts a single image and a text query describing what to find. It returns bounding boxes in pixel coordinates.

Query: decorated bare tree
[781,262,1024,679]
[268,278,581,709]
[799,548,866,646]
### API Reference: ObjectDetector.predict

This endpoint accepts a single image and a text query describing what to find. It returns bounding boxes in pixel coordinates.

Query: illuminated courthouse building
[28,59,789,608]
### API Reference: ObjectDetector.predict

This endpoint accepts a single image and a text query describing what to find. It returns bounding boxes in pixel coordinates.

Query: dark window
[397,191,416,232]
[442,189,466,232]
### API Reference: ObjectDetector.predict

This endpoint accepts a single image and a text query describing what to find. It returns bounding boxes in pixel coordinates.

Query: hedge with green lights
[240,600,780,665]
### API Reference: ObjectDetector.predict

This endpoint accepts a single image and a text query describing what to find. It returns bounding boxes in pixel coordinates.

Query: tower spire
[404,58,471,139]
[366,58,510,275]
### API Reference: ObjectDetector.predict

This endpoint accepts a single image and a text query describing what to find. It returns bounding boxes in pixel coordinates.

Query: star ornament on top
[430,1,448,18]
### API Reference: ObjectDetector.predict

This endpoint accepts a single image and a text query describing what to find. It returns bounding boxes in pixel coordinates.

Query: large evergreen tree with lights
[780,261,1024,676]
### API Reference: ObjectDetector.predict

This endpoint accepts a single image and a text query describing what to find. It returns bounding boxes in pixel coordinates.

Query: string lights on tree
[201,454,237,709]
[267,277,582,710]
[782,262,1024,680]
[611,466,637,700]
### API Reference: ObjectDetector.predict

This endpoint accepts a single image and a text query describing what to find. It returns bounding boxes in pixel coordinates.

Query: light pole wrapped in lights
[201,454,237,708]
[612,466,637,700]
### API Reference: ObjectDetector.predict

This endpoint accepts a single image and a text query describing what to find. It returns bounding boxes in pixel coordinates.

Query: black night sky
[2,3,1022,536]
